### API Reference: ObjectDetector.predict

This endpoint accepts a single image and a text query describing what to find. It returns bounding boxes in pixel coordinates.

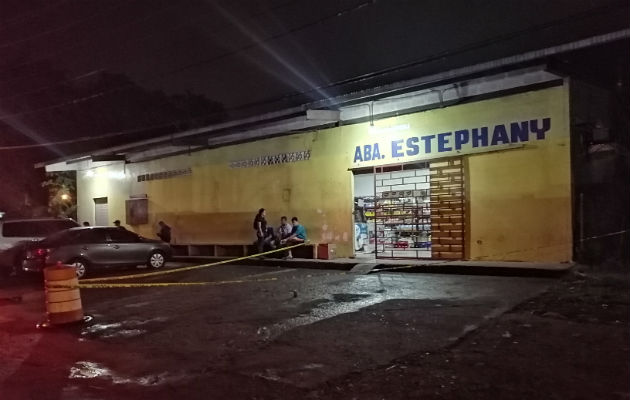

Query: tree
[41,172,77,220]
[0,54,226,219]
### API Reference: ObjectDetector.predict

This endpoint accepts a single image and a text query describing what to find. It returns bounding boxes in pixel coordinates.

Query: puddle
[102,329,146,339]
[124,302,151,308]
[331,293,372,303]
[268,292,384,340]
[124,317,168,327]
[69,361,111,379]
[83,323,122,334]
[300,363,324,370]
[81,317,166,338]
[69,361,179,386]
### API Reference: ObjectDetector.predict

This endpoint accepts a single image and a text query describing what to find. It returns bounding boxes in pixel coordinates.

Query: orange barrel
[44,264,84,325]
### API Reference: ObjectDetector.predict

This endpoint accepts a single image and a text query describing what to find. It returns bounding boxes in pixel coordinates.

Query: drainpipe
[368,101,374,126]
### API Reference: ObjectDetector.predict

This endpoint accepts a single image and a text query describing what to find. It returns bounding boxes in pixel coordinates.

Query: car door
[106,228,145,266]
[74,229,113,267]
[0,221,28,251]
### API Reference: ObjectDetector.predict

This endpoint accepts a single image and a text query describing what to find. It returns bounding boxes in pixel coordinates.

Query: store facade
[73,84,572,262]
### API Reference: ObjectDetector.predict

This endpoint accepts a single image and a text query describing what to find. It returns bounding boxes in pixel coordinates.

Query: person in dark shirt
[253,208,269,254]
[114,219,128,230]
[157,221,172,243]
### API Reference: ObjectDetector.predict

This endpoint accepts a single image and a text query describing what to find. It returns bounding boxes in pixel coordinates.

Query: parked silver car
[0,218,79,278]
[22,227,172,279]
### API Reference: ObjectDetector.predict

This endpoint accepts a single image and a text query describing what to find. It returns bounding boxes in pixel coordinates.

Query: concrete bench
[171,243,253,258]
[170,242,332,259]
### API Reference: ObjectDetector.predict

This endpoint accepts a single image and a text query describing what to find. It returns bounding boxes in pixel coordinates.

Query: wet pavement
[0,262,553,399]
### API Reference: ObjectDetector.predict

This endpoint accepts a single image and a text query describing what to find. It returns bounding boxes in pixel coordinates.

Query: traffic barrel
[43,264,84,325]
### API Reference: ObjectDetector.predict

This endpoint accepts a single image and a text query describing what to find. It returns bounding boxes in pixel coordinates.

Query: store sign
[352,117,551,164]
[229,150,311,169]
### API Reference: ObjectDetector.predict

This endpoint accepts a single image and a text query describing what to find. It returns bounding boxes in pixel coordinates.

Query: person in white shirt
[277,216,292,241]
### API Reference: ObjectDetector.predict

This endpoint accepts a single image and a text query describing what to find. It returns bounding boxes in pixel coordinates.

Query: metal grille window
[374,158,465,260]
[137,168,192,182]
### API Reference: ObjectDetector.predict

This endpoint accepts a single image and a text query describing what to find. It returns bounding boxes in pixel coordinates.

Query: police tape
[473,229,630,261]
[79,242,307,283]
[47,277,280,289]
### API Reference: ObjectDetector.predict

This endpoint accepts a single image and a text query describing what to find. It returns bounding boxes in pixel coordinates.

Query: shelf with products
[374,188,433,259]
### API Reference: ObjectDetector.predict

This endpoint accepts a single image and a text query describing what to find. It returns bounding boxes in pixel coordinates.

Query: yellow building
[43,67,573,263]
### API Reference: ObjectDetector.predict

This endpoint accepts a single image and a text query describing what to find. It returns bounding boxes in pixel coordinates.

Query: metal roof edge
[35,28,630,169]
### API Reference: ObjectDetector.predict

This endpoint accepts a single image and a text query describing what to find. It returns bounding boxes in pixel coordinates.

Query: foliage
[41,172,77,219]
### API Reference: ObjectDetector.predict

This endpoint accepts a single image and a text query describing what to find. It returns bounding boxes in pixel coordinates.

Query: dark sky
[1,0,628,114]
[0,0,627,213]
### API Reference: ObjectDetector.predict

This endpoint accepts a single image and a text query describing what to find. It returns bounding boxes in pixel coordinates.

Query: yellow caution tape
[80,242,307,283]
[47,277,280,289]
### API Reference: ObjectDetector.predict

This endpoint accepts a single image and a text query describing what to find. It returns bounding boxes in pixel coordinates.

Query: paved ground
[0,262,627,399]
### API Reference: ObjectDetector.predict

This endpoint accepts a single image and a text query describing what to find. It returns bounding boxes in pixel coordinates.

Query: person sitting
[277,216,292,243]
[280,217,307,259]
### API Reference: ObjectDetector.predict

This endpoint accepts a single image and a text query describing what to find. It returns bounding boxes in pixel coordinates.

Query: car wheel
[69,259,89,279]
[147,251,166,269]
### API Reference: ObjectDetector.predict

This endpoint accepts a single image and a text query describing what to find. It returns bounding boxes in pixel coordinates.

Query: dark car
[22,227,172,279]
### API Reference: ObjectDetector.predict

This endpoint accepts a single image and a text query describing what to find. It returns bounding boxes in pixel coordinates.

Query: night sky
[1,0,628,114]
[0,0,627,213]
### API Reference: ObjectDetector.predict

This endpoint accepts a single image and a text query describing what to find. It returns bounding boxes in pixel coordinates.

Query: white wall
[353,174,374,198]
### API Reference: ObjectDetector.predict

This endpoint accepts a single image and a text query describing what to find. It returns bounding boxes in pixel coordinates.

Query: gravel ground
[311,270,630,400]
[1,265,627,399]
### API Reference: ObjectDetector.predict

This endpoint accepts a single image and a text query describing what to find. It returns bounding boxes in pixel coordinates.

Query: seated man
[276,216,293,244]
[280,217,307,259]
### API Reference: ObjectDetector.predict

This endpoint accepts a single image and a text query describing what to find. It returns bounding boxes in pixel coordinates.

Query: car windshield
[2,220,79,238]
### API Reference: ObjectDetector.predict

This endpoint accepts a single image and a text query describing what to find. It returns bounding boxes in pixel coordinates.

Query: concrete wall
[78,130,355,256]
[76,85,572,261]
[464,86,572,262]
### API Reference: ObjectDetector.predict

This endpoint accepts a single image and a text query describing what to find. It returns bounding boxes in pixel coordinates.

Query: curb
[371,264,569,278]
[173,256,570,278]
[173,256,355,271]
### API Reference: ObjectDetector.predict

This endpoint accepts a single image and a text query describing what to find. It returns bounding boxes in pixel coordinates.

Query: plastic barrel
[44,265,84,325]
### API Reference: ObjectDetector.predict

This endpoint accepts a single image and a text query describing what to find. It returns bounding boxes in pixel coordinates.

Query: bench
[171,242,334,259]
[171,243,253,258]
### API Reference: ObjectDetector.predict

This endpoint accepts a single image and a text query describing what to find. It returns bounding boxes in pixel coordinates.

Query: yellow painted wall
[76,85,572,261]
[78,131,356,256]
[464,88,572,262]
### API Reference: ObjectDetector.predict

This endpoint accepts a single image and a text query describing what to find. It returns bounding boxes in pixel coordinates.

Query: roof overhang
[40,29,630,172]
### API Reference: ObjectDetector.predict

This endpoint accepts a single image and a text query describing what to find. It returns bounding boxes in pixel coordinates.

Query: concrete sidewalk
[173,254,573,277]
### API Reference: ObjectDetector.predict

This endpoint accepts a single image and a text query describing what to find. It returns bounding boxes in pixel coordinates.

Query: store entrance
[373,162,431,258]
[352,172,376,258]
[352,158,465,260]
[367,158,465,260]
